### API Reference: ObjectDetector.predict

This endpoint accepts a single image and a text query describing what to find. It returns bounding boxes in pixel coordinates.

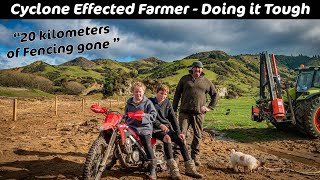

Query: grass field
[0,87,54,97]
[203,96,280,142]
[204,96,262,129]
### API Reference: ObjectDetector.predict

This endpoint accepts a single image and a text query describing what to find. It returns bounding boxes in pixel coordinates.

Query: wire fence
[0,96,127,121]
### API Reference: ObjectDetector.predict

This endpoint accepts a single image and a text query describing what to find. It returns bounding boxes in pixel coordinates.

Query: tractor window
[314,70,320,87]
[297,72,313,91]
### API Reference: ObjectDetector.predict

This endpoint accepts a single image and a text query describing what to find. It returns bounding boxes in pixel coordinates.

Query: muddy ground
[1,96,320,180]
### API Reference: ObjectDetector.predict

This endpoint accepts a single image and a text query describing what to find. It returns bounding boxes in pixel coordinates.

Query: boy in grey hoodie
[124,82,157,180]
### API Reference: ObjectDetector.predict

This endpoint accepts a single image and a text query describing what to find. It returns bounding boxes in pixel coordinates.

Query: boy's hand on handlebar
[127,111,145,121]
[159,124,169,133]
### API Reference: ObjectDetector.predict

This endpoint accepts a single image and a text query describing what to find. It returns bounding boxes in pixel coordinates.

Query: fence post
[55,96,58,116]
[13,99,17,121]
[82,98,85,112]
[109,100,112,107]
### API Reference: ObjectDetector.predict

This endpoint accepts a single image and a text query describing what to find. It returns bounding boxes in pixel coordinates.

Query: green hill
[184,50,231,61]
[138,51,306,96]
[121,57,165,74]
[1,51,318,97]
[60,57,96,69]
[92,58,132,73]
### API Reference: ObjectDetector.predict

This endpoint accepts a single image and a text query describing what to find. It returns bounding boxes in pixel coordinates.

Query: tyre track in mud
[204,128,320,169]
[251,144,320,168]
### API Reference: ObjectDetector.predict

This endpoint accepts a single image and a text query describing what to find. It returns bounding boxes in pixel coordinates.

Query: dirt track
[1,96,320,180]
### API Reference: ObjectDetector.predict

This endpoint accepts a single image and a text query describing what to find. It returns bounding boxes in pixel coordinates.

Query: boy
[125,81,157,180]
[150,84,203,179]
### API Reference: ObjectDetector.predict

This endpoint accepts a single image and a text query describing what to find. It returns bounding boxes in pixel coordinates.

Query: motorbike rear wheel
[83,133,115,180]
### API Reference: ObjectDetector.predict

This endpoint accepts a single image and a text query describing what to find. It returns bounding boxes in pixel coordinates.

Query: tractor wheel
[295,96,320,138]
[294,100,309,135]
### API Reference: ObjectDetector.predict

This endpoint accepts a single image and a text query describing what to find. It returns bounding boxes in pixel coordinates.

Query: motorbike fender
[99,123,114,131]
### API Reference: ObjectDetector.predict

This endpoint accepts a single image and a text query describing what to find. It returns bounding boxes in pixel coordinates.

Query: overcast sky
[0,19,320,69]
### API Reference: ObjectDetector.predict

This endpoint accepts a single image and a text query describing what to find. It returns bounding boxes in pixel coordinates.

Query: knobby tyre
[295,96,320,138]
[83,132,115,180]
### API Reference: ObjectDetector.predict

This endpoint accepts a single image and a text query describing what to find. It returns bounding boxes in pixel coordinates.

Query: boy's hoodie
[125,96,157,135]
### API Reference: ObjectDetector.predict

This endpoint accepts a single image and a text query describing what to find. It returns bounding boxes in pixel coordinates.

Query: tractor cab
[296,66,320,93]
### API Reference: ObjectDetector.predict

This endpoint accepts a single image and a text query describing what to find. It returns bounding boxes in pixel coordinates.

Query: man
[172,61,218,166]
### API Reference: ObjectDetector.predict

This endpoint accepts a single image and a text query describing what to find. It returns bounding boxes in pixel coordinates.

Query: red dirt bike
[83,104,166,180]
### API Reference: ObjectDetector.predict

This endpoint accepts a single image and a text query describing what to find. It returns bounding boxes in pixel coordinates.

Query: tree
[103,73,115,97]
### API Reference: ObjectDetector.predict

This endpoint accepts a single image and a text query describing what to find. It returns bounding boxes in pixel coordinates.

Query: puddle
[204,128,237,142]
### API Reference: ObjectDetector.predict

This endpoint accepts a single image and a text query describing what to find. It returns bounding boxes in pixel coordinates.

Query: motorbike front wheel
[83,133,116,180]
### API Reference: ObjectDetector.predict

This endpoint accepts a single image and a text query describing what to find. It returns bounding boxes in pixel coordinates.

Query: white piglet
[230,149,264,173]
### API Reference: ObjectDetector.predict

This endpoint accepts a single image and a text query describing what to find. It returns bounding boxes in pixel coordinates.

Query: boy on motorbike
[149,84,203,180]
[125,81,158,180]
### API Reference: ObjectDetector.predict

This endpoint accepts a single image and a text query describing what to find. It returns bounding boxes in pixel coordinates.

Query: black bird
[225,108,231,115]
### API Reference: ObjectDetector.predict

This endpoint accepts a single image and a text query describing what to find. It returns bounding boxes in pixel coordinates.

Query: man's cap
[191,61,204,68]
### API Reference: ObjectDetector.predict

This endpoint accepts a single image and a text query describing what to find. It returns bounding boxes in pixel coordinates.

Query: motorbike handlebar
[127,110,145,121]
[90,104,122,115]
[105,110,121,114]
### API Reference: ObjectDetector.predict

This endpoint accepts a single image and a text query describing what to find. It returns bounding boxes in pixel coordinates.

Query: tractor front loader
[252,51,320,138]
